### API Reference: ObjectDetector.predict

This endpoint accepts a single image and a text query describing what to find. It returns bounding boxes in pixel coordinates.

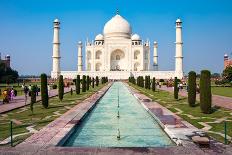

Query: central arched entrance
[110,49,126,71]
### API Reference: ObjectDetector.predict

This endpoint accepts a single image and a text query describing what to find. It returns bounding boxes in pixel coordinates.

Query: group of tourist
[22,84,40,104]
[1,87,17,104]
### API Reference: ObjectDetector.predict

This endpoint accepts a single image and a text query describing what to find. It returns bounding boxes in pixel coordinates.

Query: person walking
[24,86,29,105]
[10,88,15,100]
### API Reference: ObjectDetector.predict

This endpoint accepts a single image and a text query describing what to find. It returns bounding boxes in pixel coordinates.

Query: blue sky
[0,0,232,75]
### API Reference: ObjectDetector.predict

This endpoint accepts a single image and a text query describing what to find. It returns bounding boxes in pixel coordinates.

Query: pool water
[62,82,174,147]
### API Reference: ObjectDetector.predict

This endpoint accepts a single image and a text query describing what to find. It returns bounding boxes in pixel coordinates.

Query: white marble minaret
[175,18,183,79]
[51,19,61,79]
[77,41,83,71]
[153,41,158,71]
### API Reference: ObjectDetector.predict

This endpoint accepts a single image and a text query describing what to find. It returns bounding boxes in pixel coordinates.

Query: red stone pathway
[0,87,72,114]
[159,86,232,110]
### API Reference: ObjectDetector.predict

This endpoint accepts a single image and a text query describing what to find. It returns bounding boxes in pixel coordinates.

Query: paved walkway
[0,87,72,114]
[159,86,232,110]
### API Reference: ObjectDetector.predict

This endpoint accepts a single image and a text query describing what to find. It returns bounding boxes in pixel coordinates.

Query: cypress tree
[30,85,36,114]
[188,71,196,107]
[148,76,151,89]
[70,88,73,95]
[82,75,86,92]
[145,76,148,89]
[58,75,64,101]
[86,76,90,91]
[141,76,144,88]
[96,76,99,86]
[92,77,95,88]
[40,73,49,108]
[174,77,179,99]
[200,70,212,114]
[152,77,156,92]
[76,75,80,94]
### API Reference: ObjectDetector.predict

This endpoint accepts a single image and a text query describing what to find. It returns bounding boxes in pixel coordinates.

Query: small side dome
[224,54,228,57]
[95,34,104,40]
[176,18,182,23]
[131,34,140,40]
[54,19,59,23]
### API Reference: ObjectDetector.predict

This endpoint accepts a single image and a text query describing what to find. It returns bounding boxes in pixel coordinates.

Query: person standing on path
[23,86,29,105]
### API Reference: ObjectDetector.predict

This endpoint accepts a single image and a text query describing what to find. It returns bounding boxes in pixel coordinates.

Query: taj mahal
[51,12,184,80]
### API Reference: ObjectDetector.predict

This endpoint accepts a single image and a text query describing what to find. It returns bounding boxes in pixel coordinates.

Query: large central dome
[103,14,132,39]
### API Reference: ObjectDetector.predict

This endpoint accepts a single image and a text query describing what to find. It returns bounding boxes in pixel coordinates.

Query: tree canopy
[0,62,19,83]
[222,66,232,82]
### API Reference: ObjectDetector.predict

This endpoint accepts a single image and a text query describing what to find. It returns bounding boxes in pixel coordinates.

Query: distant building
[224,54,232,69]
[0,53,11,68]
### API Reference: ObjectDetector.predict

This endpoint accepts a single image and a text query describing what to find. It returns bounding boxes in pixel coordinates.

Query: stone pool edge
[125,83,200,148]
[16,83,112,153]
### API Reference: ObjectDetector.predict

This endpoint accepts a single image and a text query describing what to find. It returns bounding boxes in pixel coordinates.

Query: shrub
[86,76,90,91]
[82,75,86,92]
[188,71,196,107]
[58,75,64,101]
[152,77,156,92]
[30,85,36,113]
[141,76,144,88]
[76,75,80,94]
[145,76,148,89]
[174,77,178,99]
[148,76,151,89]
[96,76,99,86]
[200,70,212,114]
[52,84,57,89]
[40,73,49,108]
[92,77,95,88]
[159,79,164,82]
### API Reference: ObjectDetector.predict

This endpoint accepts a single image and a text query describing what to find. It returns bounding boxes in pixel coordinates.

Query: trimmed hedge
[152,77,156,92]
[96,76,99,86]
[188,71,196,107]
[92,77,95,88]
[40,73,49,108]
[82,75,86,92]
[58,75,64,101]
[86,76,90,91]
[76,75,80,94]
[200,70,212,114]
[174,77,178,99]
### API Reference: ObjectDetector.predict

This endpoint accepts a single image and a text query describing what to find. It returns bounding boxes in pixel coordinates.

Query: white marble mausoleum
[51,12,184,80]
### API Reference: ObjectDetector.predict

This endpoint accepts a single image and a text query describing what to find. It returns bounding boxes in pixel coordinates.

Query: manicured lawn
[211,87,232,98]
[0,83,106,146]
[129,83,232,144]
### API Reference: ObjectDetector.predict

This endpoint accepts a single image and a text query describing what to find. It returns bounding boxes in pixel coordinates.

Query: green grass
[0,83,106,146]
[129,83,232,144]
[211,87,232,98]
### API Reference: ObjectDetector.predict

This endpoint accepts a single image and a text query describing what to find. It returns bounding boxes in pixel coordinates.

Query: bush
[40,73,49,108]
[174,77,178,99]
[70,88,73,95]
[92,77,95,88]
[86,76,90,91]
[152,77,156,92]
[96,76,99,86]
[58,75,64,101]
[30,85,36,113]
[52,84,57,89]
[82,75,86,92]
[188,71,196,107]
[200,70,212,114]
[159,79,164,82]
[76,75,80,94]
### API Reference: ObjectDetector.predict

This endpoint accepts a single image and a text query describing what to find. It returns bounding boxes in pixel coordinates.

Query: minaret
[77,41,83,71]
[153,41,158,71]
[51,19,61,79]
[175,18,183,79]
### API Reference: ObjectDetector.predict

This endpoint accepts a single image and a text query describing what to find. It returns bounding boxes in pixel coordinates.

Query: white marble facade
[51,12,184,79]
